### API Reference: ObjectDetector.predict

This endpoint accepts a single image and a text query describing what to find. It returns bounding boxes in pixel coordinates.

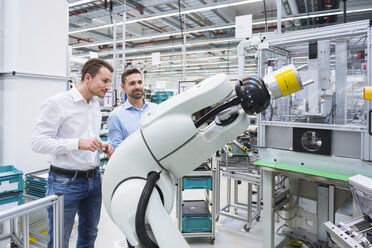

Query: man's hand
[78,138,103,152]
[101,144,114,158]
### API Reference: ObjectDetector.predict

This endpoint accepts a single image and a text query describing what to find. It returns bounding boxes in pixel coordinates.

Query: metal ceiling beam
[69,23,113,39]
[166,3,215,38]
[198,0,229,23]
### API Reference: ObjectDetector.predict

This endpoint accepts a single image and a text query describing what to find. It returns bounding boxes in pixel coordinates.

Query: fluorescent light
[92,38,238,55]
[72,25,236,49]
[70,7,372,49]
[69,0,92,8]
[69,0,261,34]
[72,47,236,61]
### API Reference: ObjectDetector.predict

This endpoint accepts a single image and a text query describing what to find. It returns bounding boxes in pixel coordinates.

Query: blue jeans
[46,170,102,248]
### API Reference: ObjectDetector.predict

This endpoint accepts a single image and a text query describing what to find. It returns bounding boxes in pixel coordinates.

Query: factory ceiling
[68,0,372,81]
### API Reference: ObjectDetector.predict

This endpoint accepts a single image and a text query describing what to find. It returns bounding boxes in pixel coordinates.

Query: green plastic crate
[182,200,211,232]
[182,176,212,189]
[0,165,24,194]
[0,191,24,211]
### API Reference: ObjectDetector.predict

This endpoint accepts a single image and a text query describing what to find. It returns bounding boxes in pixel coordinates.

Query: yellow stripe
[30,230,47,244]
[274,69,301,96]
[364,86,372,100]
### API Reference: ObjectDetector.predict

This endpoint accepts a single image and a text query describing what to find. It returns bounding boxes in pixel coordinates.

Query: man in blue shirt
[107,68,156,149]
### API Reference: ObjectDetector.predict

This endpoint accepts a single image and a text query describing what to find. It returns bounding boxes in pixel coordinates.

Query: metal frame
[325,216,371,248]
[176,168,216,244]
[215,152,261,232]
[0,71,72,91]
[236,20,372,248]
[0,195,64,248]
[255,20,372,161]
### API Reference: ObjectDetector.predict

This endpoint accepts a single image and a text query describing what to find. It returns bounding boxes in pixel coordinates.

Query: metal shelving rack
[176,162,216,244]
[215,145,262,232]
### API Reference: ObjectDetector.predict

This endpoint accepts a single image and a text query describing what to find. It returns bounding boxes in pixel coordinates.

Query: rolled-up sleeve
[107,114,125,149]
[31,98,79,154]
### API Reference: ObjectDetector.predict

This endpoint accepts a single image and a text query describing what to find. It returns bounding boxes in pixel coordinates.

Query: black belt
[50,165,99,178]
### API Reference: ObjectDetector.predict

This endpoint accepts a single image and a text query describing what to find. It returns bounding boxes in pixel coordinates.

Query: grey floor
[69,175,288,248]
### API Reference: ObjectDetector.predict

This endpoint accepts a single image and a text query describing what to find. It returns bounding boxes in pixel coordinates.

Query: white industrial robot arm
[103,65,309,248]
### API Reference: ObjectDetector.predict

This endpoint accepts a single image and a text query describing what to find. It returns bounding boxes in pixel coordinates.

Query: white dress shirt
[31,87,102,170]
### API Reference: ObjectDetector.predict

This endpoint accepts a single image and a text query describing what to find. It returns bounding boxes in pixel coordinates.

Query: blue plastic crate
[26,184,46,193]
[182,216,211,232]
[0,192,24,211]
[26,177,47,186]
[25,189,46,198]
[182,176,212,189]
[155,91,173,96]
[0,165,24,194]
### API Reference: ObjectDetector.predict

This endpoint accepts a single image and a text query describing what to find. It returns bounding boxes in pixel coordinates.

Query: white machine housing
[102,74,250,247]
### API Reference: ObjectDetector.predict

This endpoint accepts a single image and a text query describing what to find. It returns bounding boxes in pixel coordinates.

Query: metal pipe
[22,214,29,248]
[343,0,347,23]
[0,71,71,81]
[277,0,282,34]
[237,40,251,80]
[182,13,187,81]
[113,19,118,91]
[287,0,301,26]
[302,79,314,87]
[296,64,308,70]
[70,56,88,65]
[122,11,126,73]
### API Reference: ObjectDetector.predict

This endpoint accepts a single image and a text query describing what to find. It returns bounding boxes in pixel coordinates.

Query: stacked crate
[0,165,24,211]
[25,169,48,198]
[181,176,213,233]
[151,91,174,104]
[99,125,109,172]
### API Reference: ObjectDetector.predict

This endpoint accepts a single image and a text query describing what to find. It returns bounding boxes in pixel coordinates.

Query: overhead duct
[70,56,88,65]
[278,0,293,28]
[287,0,301,26]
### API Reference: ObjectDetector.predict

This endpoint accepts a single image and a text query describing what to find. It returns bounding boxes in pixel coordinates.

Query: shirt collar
[123,99,148,111]
[71,86,97,104]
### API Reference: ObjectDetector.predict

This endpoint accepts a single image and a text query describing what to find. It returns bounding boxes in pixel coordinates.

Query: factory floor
[69,173,289,248]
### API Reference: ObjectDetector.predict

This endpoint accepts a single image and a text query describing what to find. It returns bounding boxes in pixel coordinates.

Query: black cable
[306,0,310,29]
[178,0,184,44]
[107,0,113,25]
[263,0,268,32]
[315,104,337,120]
[351,35,367,48]
[343,0,347,23]
[135,171,161,248]
[362,36,367,62]
[194,96,240,128]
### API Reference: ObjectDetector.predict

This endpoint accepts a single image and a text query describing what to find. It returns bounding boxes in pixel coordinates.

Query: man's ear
[84,73,91,83]
[120,83,125,91]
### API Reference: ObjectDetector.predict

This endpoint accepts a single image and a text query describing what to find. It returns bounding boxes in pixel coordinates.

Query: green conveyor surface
[254,160,350,181]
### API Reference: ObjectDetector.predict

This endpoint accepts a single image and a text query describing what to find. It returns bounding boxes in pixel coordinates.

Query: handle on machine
[369,110,372,135]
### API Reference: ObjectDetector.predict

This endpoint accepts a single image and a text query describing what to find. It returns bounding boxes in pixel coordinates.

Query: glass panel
[259,35,368,126]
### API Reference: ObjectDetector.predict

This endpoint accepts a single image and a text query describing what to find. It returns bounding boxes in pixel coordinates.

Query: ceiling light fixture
[68,0,92,8]
[72,24,236,49]
[91,38,238,55]
[69,0,261,34]
[71,7,372,50]
[73,47,237,61]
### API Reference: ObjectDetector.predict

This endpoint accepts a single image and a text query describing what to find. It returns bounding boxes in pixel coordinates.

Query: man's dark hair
[121,68,142,84]
[81,58,114,81]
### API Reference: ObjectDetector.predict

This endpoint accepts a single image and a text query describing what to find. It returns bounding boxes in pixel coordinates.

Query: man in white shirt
[31,58,114,248]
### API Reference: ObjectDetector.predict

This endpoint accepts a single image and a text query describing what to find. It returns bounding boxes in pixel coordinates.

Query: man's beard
[129,90,143,99]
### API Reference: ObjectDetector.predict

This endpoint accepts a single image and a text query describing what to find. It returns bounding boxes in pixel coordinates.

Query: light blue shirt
[107,99,156,148]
